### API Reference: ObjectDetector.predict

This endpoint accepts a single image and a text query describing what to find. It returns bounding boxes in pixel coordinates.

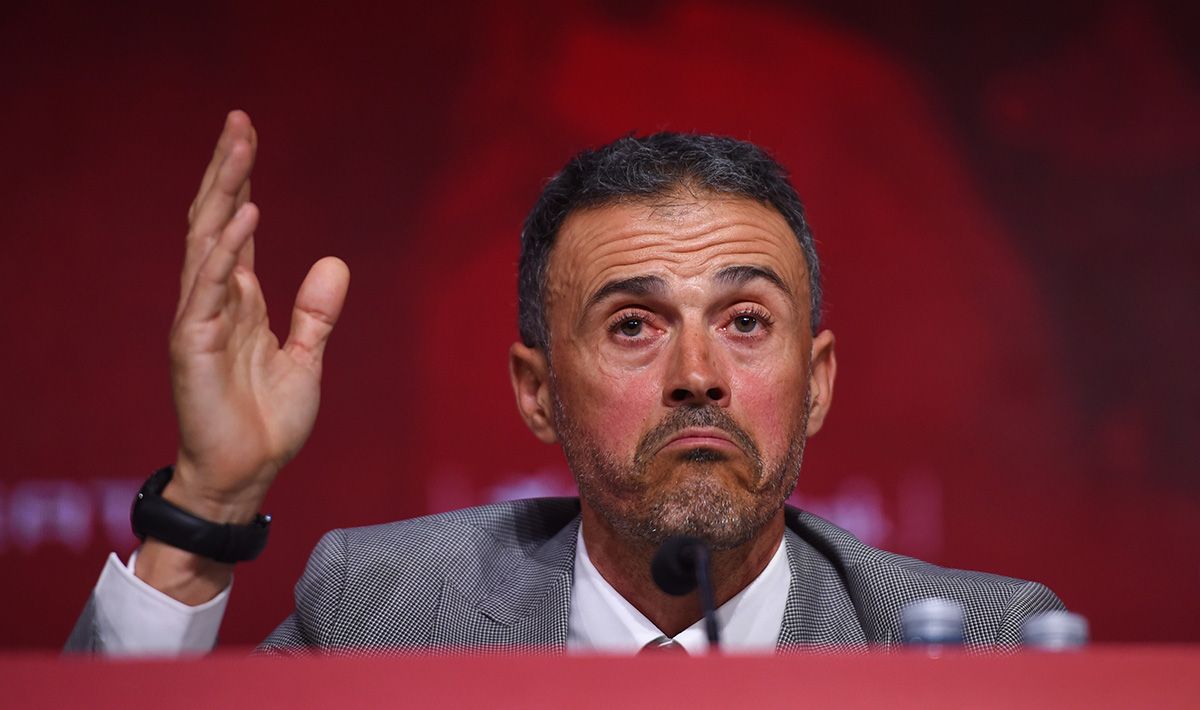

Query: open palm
[167,111,349,522]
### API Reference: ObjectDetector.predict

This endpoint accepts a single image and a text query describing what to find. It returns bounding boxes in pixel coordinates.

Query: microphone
[651,535,721,649]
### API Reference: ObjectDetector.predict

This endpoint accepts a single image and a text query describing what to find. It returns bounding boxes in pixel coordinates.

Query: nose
[662,327,730,407]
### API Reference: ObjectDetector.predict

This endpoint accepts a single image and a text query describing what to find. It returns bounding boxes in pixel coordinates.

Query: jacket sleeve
[994,580,1067,647]
[255,529,350,655]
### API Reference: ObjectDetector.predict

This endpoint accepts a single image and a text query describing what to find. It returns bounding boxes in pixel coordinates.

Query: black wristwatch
[130,465,271,563]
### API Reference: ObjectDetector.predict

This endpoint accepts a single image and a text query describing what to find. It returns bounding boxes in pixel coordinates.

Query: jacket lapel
[777,525,871,650]
[430,515,579,651]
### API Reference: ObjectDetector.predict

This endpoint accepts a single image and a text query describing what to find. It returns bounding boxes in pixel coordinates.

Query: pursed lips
[657,427,742,455]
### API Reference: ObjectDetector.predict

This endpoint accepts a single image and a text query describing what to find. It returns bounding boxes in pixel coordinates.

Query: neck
[579,505,785,637]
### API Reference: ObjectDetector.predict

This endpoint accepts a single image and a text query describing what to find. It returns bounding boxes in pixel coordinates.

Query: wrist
[132,465,272,564]
[134,538,233,605]
[168,459,272,524]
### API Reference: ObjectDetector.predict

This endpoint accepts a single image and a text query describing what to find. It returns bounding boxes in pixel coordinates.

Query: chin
[653,450,760,497]
[567,430,799,550]
[628,474,779,550]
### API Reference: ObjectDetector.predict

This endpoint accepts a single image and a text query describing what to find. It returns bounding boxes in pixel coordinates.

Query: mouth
[657,427,743,456]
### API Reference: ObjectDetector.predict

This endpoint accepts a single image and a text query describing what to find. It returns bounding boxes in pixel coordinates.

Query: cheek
[561,357,663,450]
[730,362,810,454]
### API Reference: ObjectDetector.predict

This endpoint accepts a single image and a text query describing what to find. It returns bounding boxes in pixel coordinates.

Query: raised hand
[138,111,350,601]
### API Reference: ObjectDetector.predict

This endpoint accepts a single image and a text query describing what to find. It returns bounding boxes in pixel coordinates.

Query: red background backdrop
[1,0,1197,648]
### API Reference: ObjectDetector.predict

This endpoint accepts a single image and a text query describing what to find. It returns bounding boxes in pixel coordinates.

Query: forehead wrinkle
[547,196,810,331]
[581,230,784,266]
[556,195,798,268]
[584,238,798,283]
[564,238,804,315]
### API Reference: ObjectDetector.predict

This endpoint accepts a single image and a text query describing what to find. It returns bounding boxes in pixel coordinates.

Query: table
[4,646,1197,709]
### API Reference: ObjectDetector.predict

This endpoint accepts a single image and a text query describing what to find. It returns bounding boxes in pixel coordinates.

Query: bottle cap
[901,597,965,645]
[1022,611,1089,650]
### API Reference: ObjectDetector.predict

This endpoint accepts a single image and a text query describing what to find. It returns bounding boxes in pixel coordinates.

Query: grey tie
[639,635,688,655]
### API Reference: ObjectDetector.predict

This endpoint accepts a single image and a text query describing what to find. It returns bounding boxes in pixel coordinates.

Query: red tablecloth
[4,646,1196,709]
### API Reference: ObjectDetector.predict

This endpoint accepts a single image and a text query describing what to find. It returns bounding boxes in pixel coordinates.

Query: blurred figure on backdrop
[67,111,1062,655]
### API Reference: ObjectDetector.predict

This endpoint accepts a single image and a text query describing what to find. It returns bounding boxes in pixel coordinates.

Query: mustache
[634,405,761,465]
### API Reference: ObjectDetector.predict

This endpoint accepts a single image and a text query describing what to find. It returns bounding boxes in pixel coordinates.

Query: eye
[725,306,774,336]
[617,317,644,337]
[733,315,759,333]
[608,310,655,340]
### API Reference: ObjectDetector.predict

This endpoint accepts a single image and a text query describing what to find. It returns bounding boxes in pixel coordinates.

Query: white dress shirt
[566,527,789,654]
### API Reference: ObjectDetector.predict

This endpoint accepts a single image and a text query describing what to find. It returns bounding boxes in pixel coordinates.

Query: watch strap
[130,465,271,564]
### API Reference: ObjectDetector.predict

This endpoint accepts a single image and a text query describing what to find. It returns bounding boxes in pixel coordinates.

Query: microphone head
[652,535,704,596]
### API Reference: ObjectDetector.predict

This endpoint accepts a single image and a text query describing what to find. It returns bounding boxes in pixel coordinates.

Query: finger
[235,179,252,210]
[233,122,257,213]
[181,112,255,303]
[191,137,255,240]
[238,233,256,272]
[179,202,260,324]
[180,138,255,304]
[283,257,351,370]
[235,179,254,271]
[189,111,254,222]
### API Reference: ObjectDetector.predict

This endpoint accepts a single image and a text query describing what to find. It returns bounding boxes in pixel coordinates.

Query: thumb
[283,256,351,369]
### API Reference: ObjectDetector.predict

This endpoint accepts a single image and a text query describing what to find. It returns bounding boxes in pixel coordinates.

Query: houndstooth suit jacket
[252,498,1063,654]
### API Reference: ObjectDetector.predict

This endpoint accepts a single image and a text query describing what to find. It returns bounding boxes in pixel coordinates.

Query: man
[68,112,1063,655]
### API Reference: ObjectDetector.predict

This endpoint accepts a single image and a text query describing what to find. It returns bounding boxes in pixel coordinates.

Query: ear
[509,341,559,444]
[805,329,837,437]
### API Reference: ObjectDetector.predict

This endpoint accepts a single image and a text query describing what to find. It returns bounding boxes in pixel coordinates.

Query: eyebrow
[584,275,668,312]
[714,265,794,299]
[583,265,793,314]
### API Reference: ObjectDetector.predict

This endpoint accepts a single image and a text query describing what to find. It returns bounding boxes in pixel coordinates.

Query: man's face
[536,191,832,550]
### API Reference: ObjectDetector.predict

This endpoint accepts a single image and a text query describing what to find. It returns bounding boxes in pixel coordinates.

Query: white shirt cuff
[91,550,230,656]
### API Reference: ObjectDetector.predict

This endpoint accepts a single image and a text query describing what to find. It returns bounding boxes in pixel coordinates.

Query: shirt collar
[566,526,790,654]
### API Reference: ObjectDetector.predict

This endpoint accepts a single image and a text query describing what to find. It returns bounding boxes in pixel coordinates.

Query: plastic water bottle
[901,597,964,656]
[1022,611,1089,650]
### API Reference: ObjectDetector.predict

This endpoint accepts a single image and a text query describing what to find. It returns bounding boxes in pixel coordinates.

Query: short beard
[553,385,811,551]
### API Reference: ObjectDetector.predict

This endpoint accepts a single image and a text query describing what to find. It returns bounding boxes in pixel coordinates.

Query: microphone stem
[693,546,720,651]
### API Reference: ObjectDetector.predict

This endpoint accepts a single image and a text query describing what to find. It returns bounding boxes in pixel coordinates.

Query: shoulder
[284,497,581,649]
[785,506,1064,647]
[309,497,582,586]
[322,496,582,564]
